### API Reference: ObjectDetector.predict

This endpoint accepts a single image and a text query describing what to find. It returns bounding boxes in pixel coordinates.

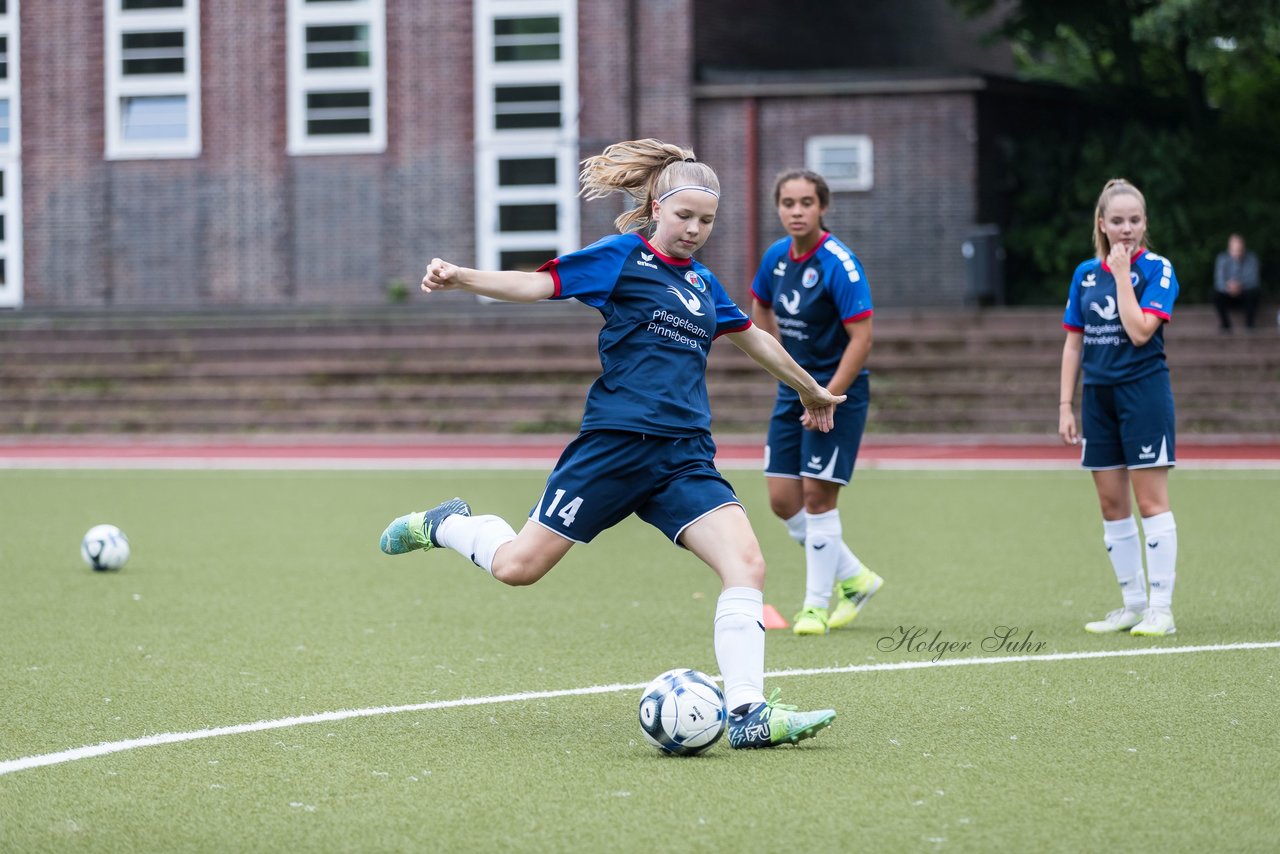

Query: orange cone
[762,603,790,630]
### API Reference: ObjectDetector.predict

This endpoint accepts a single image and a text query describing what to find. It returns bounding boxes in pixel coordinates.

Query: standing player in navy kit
[750,170,884,637]
[1059,178,1181,636]
[379,139,843,748]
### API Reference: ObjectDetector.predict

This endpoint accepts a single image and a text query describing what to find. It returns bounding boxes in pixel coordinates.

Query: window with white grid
[0,0,20,308]
[105,0,201,159]
[474,0,578,273]
[287,0,387,155]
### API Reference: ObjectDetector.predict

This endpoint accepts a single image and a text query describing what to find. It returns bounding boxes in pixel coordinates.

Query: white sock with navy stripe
[714,586,766,715]
[1103,516,1148,612]
[435,514,516,575]
[804,509,843,610]
[1142,511,1177,611]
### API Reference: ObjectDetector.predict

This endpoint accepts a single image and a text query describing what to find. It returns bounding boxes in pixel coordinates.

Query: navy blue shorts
[764,374,869,484]
[528,430,742,545]
[1081,371,1177,470]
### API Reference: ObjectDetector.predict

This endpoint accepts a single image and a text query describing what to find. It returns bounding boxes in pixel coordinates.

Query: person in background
[1213,233,1261,332]
[749,169,883,637]
[380,139,843,749]
[1059,178,1181,637]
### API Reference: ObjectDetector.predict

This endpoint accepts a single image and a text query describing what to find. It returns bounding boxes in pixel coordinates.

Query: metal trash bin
[962,225,1005,305]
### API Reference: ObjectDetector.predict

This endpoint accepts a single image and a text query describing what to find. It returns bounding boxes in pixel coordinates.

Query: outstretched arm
[421,258,555,303]
[726,324,846,432]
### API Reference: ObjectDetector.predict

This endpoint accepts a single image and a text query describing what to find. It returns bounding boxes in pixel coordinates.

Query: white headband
[657,184,720,203]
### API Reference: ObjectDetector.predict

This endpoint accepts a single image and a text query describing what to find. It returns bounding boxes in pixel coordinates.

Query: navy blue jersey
[750,232,873,398]
[540,232,751,437]
[1062,249,1179,385]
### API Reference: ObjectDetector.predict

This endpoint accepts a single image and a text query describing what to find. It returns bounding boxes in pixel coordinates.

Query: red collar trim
[640,236,693,267]
[789,232,829,263]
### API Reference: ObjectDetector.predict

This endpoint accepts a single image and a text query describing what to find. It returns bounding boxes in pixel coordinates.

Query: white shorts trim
[527,515,588,545]
[673,500,743,546]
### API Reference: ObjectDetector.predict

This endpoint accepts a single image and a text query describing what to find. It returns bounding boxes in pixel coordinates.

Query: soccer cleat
[379,498,471,555]
[792,606,829,636]
[1130,609,1176,636]
[1083,608,1145,634]
[727,688,836,749]
[828,568,883,629]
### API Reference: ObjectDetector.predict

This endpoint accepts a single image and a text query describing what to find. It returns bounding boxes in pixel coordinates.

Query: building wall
[696,92,979,307]
[20,0,478,308]
[18,0,988,309]
[383,0,474,292]
[200,0,289,304]
[576,0,696,248]
[20,2,110,306]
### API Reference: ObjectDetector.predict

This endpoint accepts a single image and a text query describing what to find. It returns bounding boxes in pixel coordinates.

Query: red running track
[1,435,1277,469]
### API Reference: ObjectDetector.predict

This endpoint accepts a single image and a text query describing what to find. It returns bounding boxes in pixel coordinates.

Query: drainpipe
[745,96,759,272]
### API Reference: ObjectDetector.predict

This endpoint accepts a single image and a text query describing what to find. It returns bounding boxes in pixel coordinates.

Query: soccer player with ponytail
[380,139,842,747]
[1060,178,1182,636]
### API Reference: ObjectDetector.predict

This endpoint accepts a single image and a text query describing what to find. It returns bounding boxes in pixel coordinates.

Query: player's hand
[1058,406,1079,446]
[799,388,846,433]
[422,258,464,293]
[1108,242,1132,285]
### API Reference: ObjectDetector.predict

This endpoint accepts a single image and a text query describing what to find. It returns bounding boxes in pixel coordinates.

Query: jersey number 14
[544,488,583,527]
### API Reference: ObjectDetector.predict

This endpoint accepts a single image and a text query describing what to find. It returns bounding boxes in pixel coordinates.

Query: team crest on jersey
[684,270,707,292]
[801,267,819,288]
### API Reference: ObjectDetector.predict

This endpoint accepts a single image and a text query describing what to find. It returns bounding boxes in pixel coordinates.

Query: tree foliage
[955,0,1280,303]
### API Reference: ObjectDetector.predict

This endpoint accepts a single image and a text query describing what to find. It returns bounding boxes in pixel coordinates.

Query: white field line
[2,640,1277,778]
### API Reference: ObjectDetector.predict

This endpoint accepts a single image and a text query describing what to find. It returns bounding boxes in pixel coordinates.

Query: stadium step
[2,305,1276,435]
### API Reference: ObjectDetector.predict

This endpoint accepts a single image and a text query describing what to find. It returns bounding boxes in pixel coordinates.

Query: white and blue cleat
[379,498,471,555]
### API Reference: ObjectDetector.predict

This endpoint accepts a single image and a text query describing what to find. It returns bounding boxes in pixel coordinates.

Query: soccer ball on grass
[638,668,726,756]
[81,524,130,571]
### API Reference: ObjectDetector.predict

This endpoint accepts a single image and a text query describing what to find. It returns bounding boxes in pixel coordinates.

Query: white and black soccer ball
[81,524,130,571]
[638,668,726,756]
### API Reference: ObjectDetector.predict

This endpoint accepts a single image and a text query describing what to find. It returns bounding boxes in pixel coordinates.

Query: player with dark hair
[380,139,841,748]
[749,169,883,636]
[1059,178,1182,636]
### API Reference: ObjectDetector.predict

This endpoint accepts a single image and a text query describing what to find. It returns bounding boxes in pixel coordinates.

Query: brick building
[5,0,1018,311]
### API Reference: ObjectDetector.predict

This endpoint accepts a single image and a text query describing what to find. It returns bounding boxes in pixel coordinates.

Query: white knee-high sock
[836,543,864,583]
[804,509,843,610]
[787,508,864,583]
[714,587,766,714]
[1142,511,1177,610]
[1103,516,1148,611]
[783,509,806,545]
[435,514,516,575]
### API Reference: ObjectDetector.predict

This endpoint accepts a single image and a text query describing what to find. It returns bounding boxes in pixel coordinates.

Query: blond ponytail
[579,138,721,233]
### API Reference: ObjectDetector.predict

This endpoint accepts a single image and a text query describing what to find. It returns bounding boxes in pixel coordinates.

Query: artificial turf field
[2,467,1277,852]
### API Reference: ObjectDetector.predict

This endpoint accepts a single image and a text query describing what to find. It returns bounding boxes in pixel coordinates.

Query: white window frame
[805,134,874,192]
[474,0,578,274]
[287,0,387,156]
[0,0,21,309]
[105,0,202,160]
